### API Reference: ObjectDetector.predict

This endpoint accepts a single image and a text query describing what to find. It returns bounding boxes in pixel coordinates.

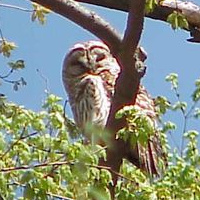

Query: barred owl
[62,41,166,175]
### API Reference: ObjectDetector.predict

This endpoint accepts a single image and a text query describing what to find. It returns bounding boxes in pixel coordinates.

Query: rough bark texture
[77,0,200,42]
[32,0,122,54]
[32,0,200,43]
[104,1,145,197]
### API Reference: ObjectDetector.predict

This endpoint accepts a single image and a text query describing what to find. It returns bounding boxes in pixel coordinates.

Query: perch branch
[77,0,200,42]
[104,0,146,198]
[31,0,122,54]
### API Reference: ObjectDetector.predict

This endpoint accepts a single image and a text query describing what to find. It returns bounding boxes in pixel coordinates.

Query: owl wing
[125,86,167,176]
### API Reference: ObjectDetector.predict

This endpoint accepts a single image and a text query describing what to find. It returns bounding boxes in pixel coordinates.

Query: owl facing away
[62,41,166,176]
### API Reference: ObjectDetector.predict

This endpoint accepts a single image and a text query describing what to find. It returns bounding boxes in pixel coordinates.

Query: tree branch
[77,0,200,42]
[103,1,146,198]
[11,181,75,200]
[31,0,122,54]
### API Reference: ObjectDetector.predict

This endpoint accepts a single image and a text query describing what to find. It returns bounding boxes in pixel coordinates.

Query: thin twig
[0,160,75,172]
[0,69,14,79]
[1,160,136,184]
[88,164,136,183]
[9,181,75,200]
[0,127,26,159]
[36,69,50,94]
[172,87,187,156]
[20,131,39,139]
[0,27,4,41]
[0,3,33,12]
[185,101,198,119]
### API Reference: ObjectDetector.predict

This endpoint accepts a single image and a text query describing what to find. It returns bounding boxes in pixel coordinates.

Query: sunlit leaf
[166,73,178,89]
[31,3,51,25]
[8,60,25,70]
[0,40,17,57]
[167,11,189,30]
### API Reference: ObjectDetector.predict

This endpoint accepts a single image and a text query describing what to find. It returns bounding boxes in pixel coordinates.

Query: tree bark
[32,0,200,42]
[104,1,146,198]
[31,0,122,55]
[76,0,200,42]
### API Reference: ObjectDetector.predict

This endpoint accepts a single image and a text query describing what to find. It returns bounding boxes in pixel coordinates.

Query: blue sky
[0,0,200,151]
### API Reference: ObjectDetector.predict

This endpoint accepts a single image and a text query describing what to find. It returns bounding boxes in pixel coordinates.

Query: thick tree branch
[104,1,146,198]
[77,0,200,42]
[31,0,122,54]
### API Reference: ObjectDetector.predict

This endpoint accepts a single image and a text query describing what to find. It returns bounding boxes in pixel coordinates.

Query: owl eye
[68,60,89,76]
[96,53,106,62]
[71,60,87,68]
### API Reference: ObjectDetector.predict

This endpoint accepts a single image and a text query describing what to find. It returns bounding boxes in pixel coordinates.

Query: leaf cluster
[167,11,189,30]
[0,94,109,200]
[116,105,155,147]
[31,3,51,25]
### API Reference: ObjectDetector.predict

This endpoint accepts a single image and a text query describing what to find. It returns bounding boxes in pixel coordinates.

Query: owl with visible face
[62,41,166,175]
[62,41,120,130]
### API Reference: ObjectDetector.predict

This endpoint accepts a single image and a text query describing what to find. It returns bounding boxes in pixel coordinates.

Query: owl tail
[126,135,167,176]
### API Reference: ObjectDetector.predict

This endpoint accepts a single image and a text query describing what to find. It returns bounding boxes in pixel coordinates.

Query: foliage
[0,1,198,200]
[0,39,17,58]
[167,11,189,30]
[145,0,158,14]
[31,3,51,25]
[115,105,155,147]
[0,60,26,91]
[0,94,109,200]
[0,74,200,199]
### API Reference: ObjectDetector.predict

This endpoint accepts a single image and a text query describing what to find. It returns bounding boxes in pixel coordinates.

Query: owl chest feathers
[69,75,112,128]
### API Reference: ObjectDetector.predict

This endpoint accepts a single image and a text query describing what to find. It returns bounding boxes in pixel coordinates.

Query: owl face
[62,41,121,100]
[63,41,120,81]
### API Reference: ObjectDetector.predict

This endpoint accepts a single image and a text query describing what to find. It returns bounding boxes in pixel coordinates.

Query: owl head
[62,40,121,94]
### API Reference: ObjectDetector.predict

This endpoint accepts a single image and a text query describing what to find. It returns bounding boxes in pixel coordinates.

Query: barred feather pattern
[126,85,165,175]
[62,41,120,129]
[62,41,166,176]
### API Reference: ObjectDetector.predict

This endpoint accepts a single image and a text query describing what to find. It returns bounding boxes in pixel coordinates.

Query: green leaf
[115,105,136,119]
[184,130,199,139]
[162,121,177,132]
[8,60,25,70]
[21,170,35,184]
[0,40,17,57]
[89,185,111,200]
[166,73,178,89]
[194,108,200,119]
[154,96,171,115]
[167,11,179,30]
[31,3,51,25]
[172,101,187,111]
[167,11,189,30]
[192,78,200,102]
[100,169,112,186]
[0,132,6,151]
[145,0,158,13]
[23,183,35,199]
